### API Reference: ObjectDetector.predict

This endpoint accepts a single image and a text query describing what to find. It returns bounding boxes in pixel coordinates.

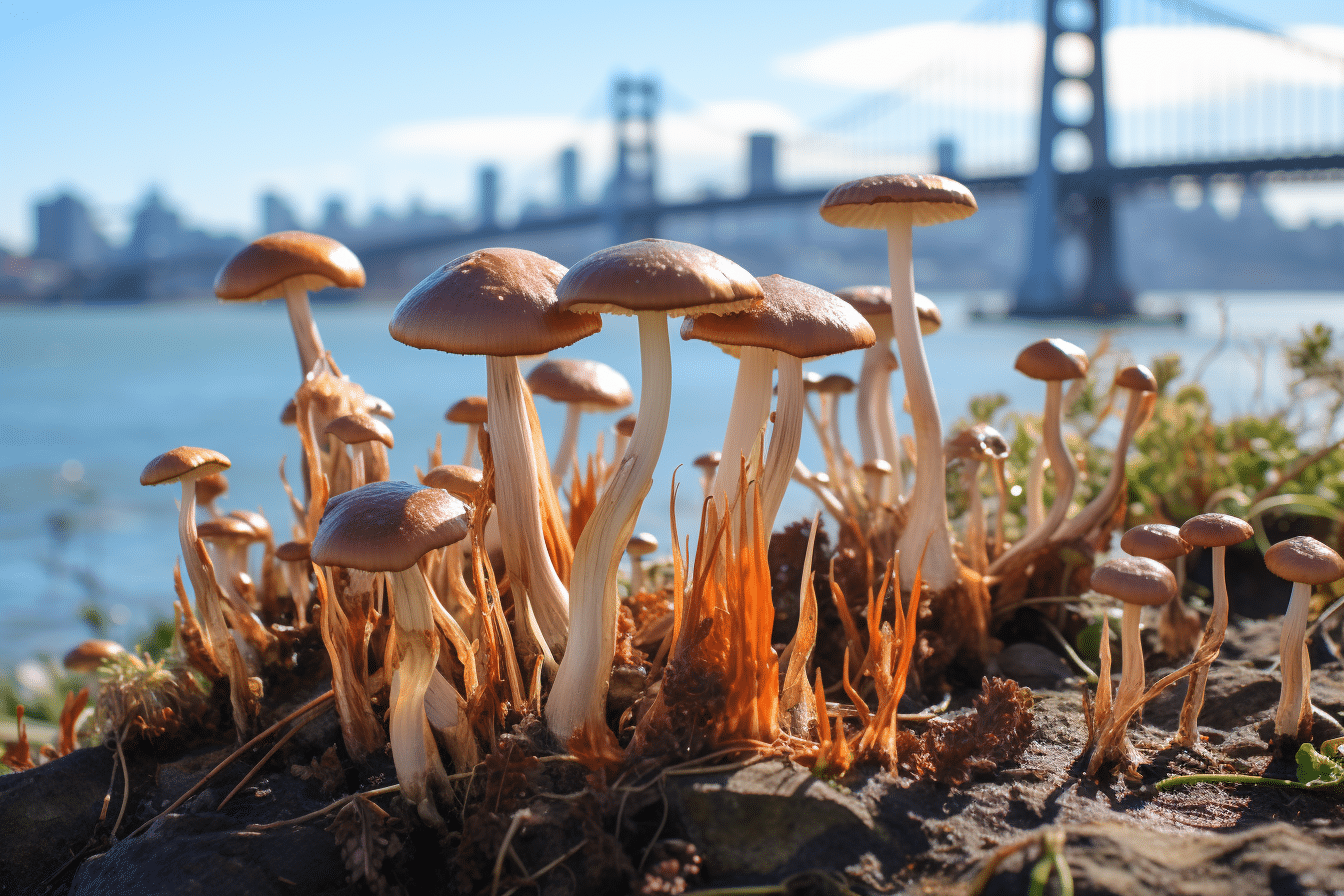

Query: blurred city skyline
[5,0,1344,255]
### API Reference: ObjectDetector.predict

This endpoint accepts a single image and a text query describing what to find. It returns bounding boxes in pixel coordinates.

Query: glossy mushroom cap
[946,423,1010,462]
[197,514,256,544]
[681,275,875,359]
[274,540,311,563]
[915,294,942,336]
[215,231,364,300]
[1120,523,1192,561]
[819,174,977,229]
[311,481,470,573]
[1179,513,1253,549]
[63,639,126,673]
[1265,536,1344,585]
[555,238,761,317]
[1091,555,1178,607]
[615,413,638,438]
[445,396,489,425]
[141,447,231,486]
[835,285,891,317]
[627,532,659,557]
[1014,338,1090,381]
[325,412,395,449]
[390,248,600,356]
[422,464,484,499]
[1115,364,1157,393]
[526,358,633,413]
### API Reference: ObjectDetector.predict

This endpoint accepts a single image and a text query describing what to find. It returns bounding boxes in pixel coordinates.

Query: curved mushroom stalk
[284,279,326,378]
[1058,389,1156,542]
[761,355,805,534]
[1275,581,1316,741]
[713,346,776,515]
[548,311,672,741]
[874,350,905,504]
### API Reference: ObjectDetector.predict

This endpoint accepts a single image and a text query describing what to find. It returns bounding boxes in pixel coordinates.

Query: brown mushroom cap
[280,398,298,427]
[445,396,489,425]
[215,231,365,300]
[390,248,600,357]
[140,447,231,486]
[1264,536,1344,585]
[1179,513,1253,550]
[947,423,1010,462]
[325,412,395,449]
[194,472,229,506]
[1120,523,1192,561]
[63,639,127,673]
[835,285,891,317]
[915,294,942,336]
[680,274,876,359]
[627,532,659,557]
[1014,338,1090,381]
[614,413,638,437]
[196,514,257,543]
[1115,364,1157,392]
[526,358,633,412]
[422,464,484,499]
[311,481,470,573]
[819,174,977,229]
[693,450,722,472]
[275,540,311,563]
[815,373,856,395]
[1091,555,1178,606]
[555,238,762,317]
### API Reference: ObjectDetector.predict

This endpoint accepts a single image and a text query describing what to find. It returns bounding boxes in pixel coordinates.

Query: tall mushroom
[311,480,474,824]
[820,174,977,592]
[214,231,365,378]
[390,248,601,663]
[946,423,1010,575]
[446,396,489,467]
[990,338,1089,575]
[1265,536,1344,744]
[836,285,902,499]
[546,238,761,742]
[526,358,633,487]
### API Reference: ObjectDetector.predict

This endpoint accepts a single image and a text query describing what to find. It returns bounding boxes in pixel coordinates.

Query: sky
[3,0,1344,252]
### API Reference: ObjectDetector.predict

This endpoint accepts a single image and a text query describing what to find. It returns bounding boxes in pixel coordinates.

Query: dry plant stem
[386,567,452,825]
[247,784,402,831]
[888,221,957,591]
[792,459,848,521]
[549,311,672,741]
[315,566,383,761]
[962,460,988,574]
[760,354,805,533]
[486,355,567,659]
[991,381,1075,574]
[217,697,332,809]
[1058,390,1151,540]
[1175,544,1231,746]
[284,279,325,378]
[1275,580,1315,740]
[713,345,775,515]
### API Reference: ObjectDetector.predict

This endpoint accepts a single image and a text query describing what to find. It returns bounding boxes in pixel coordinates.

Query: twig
[126,690,334,839]
[245,784,402,831]
[498,838,591,896]
[1039,615,1100,685]
[638,776,671,872]
[217,697,334,809]
[491,811,527,896]
[110,724,132,841]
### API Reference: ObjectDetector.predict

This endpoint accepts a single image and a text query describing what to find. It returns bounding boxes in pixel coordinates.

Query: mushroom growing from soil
[626,532,658,595]
[214,231,365,378]
[947,423,1011,574]
[445,396,489,467]
[836,285,904,501]
[390,248,601,663]
[546,238,761,742]
[1264,535,1344,744]
[310,480,475,824]
[990,338,1089,575]
[526,357,633,487]
[325,411,394,491]
[1172,513,1252,747]
[820,174,977,592]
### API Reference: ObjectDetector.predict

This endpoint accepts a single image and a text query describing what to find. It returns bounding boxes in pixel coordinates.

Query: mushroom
[63,639,127,674]
[811,372,858,489]
[836,285,903,500]
[445,396,489,466]
[946,423,1010,574]
[626,532,659,595]
[325,411,394,491]
[682,274,875,533]
[613,413,638,469]
[311,480,475,824]
[195,471,229,518]
[526,358,633,487]
[390,248,601,663]
[1264,535,1344,743]
[820,174,977,592]
[990,338,1089,575]
[546,238,761,742]
[214,231,365,378]
[274,540,313,626]
[1170,513,1252,747]
[692,451,721,503]
[1057,365,1158,542]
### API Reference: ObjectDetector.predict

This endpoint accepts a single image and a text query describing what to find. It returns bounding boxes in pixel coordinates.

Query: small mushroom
[526,358,633,486]
[445,396,488,467]
[626,532,659,595]
[1264,536,1344,743]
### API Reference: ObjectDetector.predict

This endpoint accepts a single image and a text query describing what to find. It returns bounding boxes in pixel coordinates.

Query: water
[1,292,1340,666]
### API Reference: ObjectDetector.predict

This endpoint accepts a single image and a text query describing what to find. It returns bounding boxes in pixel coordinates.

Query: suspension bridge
[75,0,1344,317]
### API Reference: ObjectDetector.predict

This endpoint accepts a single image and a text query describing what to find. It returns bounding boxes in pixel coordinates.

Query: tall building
[33,192,109,268]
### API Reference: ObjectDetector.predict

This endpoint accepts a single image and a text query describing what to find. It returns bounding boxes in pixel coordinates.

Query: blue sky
[3,0,1343,251]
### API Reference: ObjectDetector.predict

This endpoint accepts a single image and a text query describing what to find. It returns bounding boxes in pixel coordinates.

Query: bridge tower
[1014,0,1134,317]
[606,75,660,242]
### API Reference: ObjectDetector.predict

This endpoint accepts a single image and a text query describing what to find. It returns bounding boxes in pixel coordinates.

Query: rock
[661,758,908,885]
[988,642,1075,688]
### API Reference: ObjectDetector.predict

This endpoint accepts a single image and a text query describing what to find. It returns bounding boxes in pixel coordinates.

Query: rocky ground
[1,618,1341,896]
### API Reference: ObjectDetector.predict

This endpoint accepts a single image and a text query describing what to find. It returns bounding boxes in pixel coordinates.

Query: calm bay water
[1,291,1340,665]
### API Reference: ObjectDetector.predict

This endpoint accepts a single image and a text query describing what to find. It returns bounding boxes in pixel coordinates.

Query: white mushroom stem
[990,380,1076,574]
[1025,444,1048,536]
[793,459,848,521]
[858,343,904,503]
[1175,543,1231,746]
[486,355,567,659]
[1116,601,1147,713]
[284,279,326,378]
[761,354,805,535]
[989,457,1008,559]
[713,346,775,515]
[856,347,885,470]
[552,405,585,488]
[1274,581,1314,739]
[549,311,671,741]
[176,481,241,695]
[961,460,988,574]
[1058,390,1153,541]
[629,554,646,595]
[887,220,958,591]
[461,424,480,467]
[876,357,906,503]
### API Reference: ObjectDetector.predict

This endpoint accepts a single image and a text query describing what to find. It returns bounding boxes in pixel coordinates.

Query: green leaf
[1295,740,1344,787]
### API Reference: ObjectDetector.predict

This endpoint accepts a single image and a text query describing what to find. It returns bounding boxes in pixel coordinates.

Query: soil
[1,618,1341,896]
